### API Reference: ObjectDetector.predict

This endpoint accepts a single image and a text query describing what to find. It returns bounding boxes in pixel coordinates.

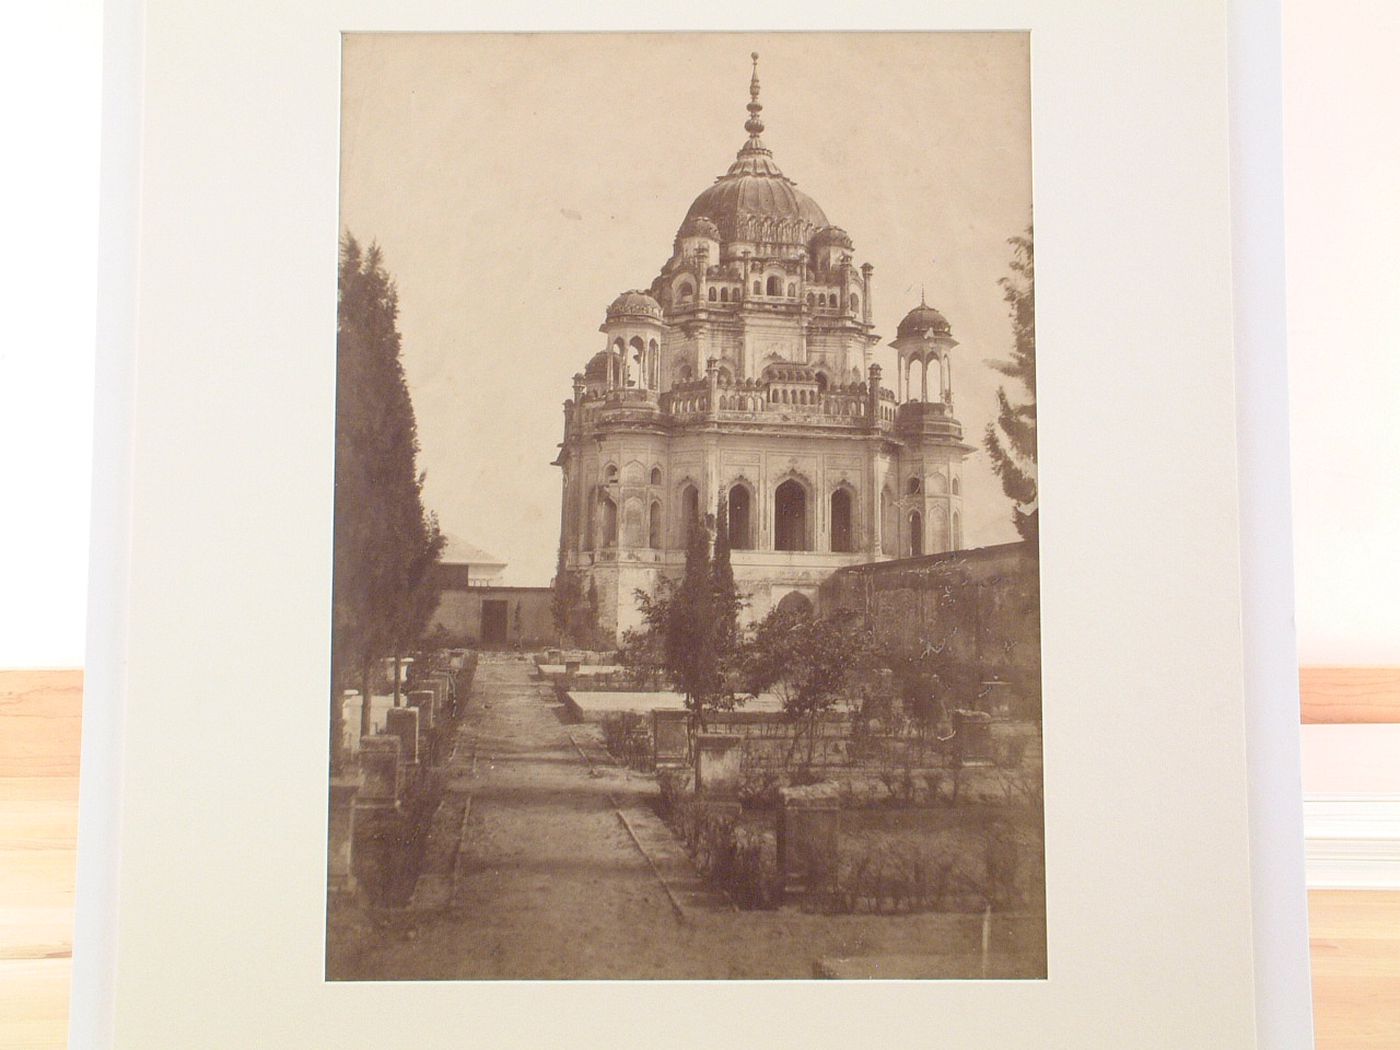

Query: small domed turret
[896,300,952,340]
[605,290,663,323]
[891,291,959,405]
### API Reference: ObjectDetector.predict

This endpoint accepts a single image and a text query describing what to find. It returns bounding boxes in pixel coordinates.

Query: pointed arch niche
[774,478,810,552]
[727,482,754,550]
[830,486,856,553]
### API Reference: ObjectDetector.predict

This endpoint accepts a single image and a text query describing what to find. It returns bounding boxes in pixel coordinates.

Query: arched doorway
[830,488,854,552]
[728,484,752,550]
[774,480,808,551]
[776,591,814,618]
[909,510,923,557]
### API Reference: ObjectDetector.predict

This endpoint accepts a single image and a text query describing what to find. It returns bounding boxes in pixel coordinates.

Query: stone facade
[556,58,974,642]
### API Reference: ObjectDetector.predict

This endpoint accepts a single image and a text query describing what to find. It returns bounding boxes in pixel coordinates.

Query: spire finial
[744,52,765,139]
[921,284,927,307]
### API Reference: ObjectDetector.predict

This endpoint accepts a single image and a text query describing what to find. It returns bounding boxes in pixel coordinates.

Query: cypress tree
[712,493,741,655]
[330,233,444,765]
[670,510,719,727]
[983,228,1038,542]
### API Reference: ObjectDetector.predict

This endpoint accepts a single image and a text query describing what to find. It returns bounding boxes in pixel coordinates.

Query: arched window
[776,591,814,618]
[629,336,646,388]
[952,511,962,550]
[648,501,662,549]
[787,282,797,297]
[951,476,961,495]
[830,488,854,553]
[909,511,923,557]
[605,464,619,483]
[680,484,700,541]
[818,293,827,306]
[850,293,860,314]
[720,287,729,302]
[678,364,693,382]
[602,495,618,548]
[766,275,783,296]
[775,479,808,551]
[649,466,662,486]
[708,286,718,301]
[728,484,752,550]
[676,280,695,301]
[806,292,816,307]
[815,372,828,394]
[907,475,921,495]
[753,280,762,296]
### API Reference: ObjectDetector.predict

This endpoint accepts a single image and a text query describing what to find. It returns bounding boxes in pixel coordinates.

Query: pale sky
[340,33,1033,585]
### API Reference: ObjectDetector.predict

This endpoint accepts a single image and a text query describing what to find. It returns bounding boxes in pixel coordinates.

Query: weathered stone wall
[819,541,1042,703]
[427,582,555,647]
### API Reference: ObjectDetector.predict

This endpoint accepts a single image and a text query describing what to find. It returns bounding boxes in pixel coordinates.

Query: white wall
[1284,0,1400,667]
[0,1,100,668]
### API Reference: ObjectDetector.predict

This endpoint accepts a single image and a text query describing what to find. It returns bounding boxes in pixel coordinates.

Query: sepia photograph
[326,32,1043,981]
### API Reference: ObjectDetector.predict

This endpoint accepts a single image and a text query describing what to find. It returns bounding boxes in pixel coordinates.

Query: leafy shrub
[737,770,783,809]
[656,766,693,818]
[810,843,976,915]
[668,797,783,910]
[600,712,653,771]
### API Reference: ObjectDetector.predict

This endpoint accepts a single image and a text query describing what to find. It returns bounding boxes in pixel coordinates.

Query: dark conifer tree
[983,227,1038,542]
[711,493,741,655]
[331,233,445,763]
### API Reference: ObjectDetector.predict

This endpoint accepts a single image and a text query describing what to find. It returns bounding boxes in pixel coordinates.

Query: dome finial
[921,284,927,307]
[744,52,765,139]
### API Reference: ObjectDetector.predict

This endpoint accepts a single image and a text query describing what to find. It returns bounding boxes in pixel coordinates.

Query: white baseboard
[1304,794,1400,889]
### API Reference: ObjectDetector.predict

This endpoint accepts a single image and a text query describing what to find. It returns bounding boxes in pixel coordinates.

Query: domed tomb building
[555,56,973,641]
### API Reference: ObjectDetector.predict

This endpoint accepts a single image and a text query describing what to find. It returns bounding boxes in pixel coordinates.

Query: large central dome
[683,154,828,246]
[679,54,829,247]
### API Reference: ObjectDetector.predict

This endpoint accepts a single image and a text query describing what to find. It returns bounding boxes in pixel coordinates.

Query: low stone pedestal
[385,706,419,764]
[777,799,841,889]
[350,797,403,905]
[428,672,455,718]
[954,710,995,767]
[359,735,402,804]
[328,777,359,896]
[694,733,743,796]
[652,709,688,766]
[407,689,435,731]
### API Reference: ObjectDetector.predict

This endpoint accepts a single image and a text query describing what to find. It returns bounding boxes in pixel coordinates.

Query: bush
[810,843,975,915]
[737,770,783,809]
[667,796,783,910]
[600,712,653,771]
[656,766,692,818]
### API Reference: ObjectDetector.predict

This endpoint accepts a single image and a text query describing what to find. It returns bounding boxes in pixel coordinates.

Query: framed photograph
[76,1,1312,1046]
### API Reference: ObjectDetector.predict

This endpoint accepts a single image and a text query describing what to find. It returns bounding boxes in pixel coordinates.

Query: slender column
[921,354,929,402]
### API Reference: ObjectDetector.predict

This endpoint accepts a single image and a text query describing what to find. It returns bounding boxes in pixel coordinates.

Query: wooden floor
[0,670,1396,1048]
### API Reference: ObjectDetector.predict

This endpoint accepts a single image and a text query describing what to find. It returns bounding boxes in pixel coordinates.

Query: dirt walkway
[328,655,1032,980]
